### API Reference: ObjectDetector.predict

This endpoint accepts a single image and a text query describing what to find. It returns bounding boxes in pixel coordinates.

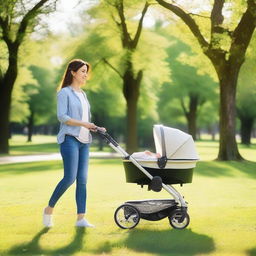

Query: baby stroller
[96,125,199,229]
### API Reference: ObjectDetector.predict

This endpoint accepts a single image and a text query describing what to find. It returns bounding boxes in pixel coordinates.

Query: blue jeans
[48,135,90,214]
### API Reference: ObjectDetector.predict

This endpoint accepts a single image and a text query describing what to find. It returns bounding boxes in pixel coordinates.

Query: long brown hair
[58,59,90,91]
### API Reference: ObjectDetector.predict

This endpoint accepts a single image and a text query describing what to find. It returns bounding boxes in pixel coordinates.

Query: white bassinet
[123,125,199,185]
[131,125,199,169]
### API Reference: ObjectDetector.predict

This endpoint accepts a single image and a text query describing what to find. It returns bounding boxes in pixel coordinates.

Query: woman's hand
[83,122,97,131]
[83,122,106,133]
[97,127,107,133]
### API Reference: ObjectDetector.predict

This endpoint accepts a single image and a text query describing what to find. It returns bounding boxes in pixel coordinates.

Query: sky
[44,0,217,35]
[45,0,95,34]
[45,0,157,34]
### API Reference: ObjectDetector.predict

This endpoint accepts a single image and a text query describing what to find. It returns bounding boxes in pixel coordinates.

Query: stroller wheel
[114,204,140,229]
[168,209,190,229]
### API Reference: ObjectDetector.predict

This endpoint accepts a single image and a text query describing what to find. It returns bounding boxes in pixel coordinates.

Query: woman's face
[72,64,88,85]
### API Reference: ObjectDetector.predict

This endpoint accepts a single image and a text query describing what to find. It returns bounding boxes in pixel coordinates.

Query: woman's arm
[65,119,97,131]
[57,90,71,123]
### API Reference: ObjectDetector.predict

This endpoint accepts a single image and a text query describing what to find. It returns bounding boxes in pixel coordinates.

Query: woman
[43,59,105,228]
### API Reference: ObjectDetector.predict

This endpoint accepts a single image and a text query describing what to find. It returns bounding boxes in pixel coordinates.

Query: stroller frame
[97,129,190,229]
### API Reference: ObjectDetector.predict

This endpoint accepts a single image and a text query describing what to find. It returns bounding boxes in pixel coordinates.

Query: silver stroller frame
[96,129,190,229]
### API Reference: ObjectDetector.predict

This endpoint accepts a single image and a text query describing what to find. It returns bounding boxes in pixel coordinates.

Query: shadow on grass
[0,161,62,176]
[7,227,86,256]
[91,228,215,255]
[2,159,256,181]
[0,159,121,177]
[247,247,256,256]
[196,161,256,179]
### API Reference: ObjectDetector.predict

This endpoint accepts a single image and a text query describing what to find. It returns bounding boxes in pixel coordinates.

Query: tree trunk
[27,110,34,142]
[217,64,243,160]
[207,126,215,141]
[126,97,138,153]
[0,45,18,154]
[123,65,142,154]
[0,83,12,154]
[186,94,198,140]
[240,117,254,145]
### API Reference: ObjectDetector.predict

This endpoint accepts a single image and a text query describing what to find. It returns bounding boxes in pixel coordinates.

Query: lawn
[0,157,256,256]
[7,135,113,156]
[5,135,256,162]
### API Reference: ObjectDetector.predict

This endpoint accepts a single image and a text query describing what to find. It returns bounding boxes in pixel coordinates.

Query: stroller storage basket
[125,199,178,214]
[123,160,193,185]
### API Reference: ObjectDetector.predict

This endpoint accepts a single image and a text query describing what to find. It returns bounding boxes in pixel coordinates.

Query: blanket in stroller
[131,151,160,161]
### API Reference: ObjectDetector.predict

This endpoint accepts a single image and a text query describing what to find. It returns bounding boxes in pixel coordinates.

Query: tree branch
[180,97,188,116]
[132,1,150,48]
[115,0,132,48]
[156,0,209,49]
[188,13,210,19]
[15,0,50,45]
[0,16,5,31]
[230,0,256,57]
[110,12,121,28]
[0,16,12,45]
[211,0,224,28]
[102,58,123,79]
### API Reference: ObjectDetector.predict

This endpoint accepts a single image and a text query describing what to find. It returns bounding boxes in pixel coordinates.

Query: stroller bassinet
[123,125,199,185]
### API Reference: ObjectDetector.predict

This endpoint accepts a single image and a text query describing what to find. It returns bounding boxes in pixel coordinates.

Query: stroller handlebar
[95,128,119,147]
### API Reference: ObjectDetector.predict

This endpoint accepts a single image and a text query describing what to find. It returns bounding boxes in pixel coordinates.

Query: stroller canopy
[153,125,199,160]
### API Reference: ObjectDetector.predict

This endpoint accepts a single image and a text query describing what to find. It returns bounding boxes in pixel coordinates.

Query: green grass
[0,158,256,256]
[7,135,113,155]
[5,135,256,162]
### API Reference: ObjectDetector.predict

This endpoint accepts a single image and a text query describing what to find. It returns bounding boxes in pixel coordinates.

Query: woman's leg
[76,143,90,219]
[47,136,79,210]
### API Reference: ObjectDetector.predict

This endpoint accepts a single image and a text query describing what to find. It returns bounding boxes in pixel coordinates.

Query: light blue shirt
[57,86,92,144]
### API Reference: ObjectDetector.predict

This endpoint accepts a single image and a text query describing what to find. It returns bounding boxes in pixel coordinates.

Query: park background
[0,0,256,256]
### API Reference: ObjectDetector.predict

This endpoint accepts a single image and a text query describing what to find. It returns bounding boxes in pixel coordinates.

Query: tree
[0,0,57,153]
[10,66,34,125]
[23,65,56,142]
[237,85,256,145]
[237,36,256,145]
[162,37,218,139]
[100,0,150,153]
[156,0,256,160]
[75,0,169,153]
[86,71,126,150]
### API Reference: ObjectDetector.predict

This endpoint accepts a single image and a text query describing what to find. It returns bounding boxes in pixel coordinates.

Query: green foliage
[26,65,56,125]
[61,1,171,141]
[10,35,68,126]
[157,35,218,129]
[237,33,256,119]
[10,67,36,123]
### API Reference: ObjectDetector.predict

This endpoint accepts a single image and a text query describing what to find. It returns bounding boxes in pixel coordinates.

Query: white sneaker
[43,210,53,228]
[76,219,95,228]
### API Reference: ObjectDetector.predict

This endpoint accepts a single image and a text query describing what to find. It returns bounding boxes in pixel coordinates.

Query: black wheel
[114,204,140,229]
[168,209,190,229]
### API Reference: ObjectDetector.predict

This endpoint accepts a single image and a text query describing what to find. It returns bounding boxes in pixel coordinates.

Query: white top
[74,91,90,143]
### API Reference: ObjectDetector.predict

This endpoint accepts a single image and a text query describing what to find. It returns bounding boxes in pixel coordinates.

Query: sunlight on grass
[8,135,113,155]
[196,140,256,161]
[5,135,256,162]
[0,158,256,256]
